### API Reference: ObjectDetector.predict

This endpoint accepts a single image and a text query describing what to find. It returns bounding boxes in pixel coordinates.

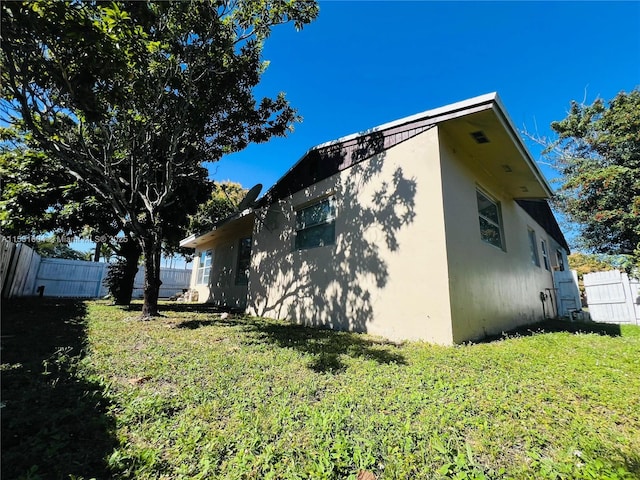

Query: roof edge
[314,92,498,149]
[490,94,554,198]
[259,93,500,206]
[179,208,254,249]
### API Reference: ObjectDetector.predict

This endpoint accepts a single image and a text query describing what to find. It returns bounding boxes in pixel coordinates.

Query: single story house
[180,93,574,344]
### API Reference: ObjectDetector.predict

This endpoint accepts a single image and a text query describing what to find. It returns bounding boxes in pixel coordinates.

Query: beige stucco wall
[247,127,455,344]
[189,215,253,309]
[438,129,563,343]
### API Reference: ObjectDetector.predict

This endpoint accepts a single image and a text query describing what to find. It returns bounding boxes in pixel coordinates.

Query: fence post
[1,236,17,298]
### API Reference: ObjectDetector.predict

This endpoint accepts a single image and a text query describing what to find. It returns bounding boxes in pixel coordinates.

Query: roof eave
[259,93,502,206]
[491,94,554,198]
[179,208,254,249]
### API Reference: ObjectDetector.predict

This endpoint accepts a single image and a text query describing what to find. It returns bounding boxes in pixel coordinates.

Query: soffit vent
[470,130,490,144]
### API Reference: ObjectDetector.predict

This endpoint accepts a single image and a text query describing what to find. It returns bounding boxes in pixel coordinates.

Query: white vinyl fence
[132,267,192,299]
[1,236,191,299]
[2,240,42,298]
[35,258,109,297]
[584,270,640,325]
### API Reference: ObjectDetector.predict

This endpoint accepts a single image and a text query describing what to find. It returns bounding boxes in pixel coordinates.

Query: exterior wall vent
[470,130,490,144]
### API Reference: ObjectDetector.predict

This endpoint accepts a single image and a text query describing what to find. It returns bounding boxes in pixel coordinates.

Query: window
[528,228,540,266]
[235,237,252,286]
[541,240,550,270]
[196,250,212,284]
[295,197,336,250]
[556,249,565,271]
[476,190,504,250]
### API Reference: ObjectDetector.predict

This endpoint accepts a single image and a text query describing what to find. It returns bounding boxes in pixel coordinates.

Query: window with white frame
[528,228,540,266]
[235,237,252,285]
[476,190,505,250]
[196,249,213,284]
[295,197,336,250]
[541,240,550,270]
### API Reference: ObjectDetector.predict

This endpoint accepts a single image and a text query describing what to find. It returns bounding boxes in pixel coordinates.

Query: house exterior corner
[246,126,455,345]
[180,93,572,346]
[437,117,569,343]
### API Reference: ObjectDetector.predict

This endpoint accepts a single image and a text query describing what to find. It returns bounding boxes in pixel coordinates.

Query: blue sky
[212,0,640,194]
[69,1,638,261]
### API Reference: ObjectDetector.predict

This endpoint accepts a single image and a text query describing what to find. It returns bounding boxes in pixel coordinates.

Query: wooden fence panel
[6,243,41,298]
[630,278,640,322]
[1,236,16,295]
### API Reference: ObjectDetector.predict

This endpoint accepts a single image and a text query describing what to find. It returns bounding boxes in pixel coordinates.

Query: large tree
[0,137,147,303]
[0,133,122,254]
[1,125,211,305]
[537,89,640,267]
[1,0,318,316]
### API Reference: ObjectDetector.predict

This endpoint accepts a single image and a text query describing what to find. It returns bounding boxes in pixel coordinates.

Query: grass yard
[2,299,640,479]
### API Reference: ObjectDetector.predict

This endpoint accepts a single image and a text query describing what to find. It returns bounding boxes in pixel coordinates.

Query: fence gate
[553,270,582,317]
[583,270,640,325]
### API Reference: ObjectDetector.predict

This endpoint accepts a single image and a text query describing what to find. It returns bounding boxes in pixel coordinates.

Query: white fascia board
[178,208,254,249]
[260,93,500,202]
[314,92,498,149]
[491,93,554,197]
[179,234,197,249]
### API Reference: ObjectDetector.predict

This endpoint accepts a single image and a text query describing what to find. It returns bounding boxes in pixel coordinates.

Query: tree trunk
[113,239,141,306]
[93,241,102,262]
[141,231,162,318]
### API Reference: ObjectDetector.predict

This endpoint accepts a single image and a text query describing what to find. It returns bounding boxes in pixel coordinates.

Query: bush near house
[2,300,639,479]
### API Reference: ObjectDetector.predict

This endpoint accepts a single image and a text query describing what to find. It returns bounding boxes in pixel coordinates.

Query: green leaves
[546,90,640,266]
[188,181,247,236]
[1,0,318,314]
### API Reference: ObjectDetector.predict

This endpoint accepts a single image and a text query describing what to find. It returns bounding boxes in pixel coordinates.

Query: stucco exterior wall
[247,127,455,344]
[190,217,253,309]
[438,129,561,343]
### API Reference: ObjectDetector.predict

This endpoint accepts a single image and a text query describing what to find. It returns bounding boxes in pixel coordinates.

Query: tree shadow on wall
[1,299,117,480]
[250,129,420,336]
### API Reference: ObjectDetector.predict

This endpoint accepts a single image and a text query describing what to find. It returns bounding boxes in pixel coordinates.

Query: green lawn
[2,299,639,479]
